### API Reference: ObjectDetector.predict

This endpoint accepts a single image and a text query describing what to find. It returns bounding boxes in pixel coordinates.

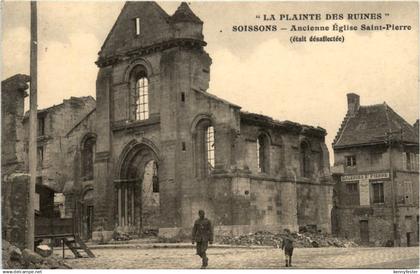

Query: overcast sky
[2,1,419,161]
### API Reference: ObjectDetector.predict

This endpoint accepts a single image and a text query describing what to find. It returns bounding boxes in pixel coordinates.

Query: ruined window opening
[300,141,311,177]
[38,116,45,136]
[182,142,186,151]
[37,146,44,169]
[81,137,96,181]
[181,92,185,102]
[152,161,159,193]
[135,17,141,35]
[257,134,269,173]
[345,155,356,167]
[194,119,215,177]
[206,126,215,172]
[135,77,149,121]
[372,182,384,204]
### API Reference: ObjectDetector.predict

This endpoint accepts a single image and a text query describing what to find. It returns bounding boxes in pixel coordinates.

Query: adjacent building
[332,93,419,246]
[91,1,333,241]
[22,96,96,193]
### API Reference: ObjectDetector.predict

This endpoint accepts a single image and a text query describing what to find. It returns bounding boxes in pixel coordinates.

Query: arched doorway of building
[117,143,160,236]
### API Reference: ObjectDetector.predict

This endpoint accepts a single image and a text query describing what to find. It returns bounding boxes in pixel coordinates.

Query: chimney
[414,119,419,135]
[347,93,360,117]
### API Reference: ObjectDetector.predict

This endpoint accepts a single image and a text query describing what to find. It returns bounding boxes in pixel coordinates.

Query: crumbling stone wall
[2,174,29,250]
[1,75,31,249]
[1,74,29,177]
[22,96,96,192]
[336,207,394,246]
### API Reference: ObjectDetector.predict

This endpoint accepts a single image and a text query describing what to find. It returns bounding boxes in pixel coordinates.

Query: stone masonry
[332,93,419,247]
[92,1,333,241]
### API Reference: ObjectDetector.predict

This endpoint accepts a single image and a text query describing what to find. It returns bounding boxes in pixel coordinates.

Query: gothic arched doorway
[116,142,160,236]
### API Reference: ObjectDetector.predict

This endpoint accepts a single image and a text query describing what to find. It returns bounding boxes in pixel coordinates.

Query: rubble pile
[113,228,132,241]
[2,240,72,269]
[218,231,358,248]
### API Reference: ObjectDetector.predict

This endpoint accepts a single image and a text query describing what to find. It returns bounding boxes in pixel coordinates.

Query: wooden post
[27,0,38,251]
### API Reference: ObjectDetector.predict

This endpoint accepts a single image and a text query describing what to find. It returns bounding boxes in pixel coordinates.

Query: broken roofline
[22,96,96,120]
[193,88,326,136]
[240,111,327,137]
[1,74,30,94]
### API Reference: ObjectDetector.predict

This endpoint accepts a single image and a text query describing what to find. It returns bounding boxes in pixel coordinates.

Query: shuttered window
[372,182,384,204]
[403,181,413,205]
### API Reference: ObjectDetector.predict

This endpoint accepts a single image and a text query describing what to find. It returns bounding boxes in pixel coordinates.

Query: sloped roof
[193,88,240,109]
[23,96,95,119]
[98,2,171,57]
[333,103,418,148]
[171,2,203,24]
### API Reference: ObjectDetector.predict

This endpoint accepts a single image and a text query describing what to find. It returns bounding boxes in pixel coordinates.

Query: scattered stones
[218,230,358,248]
[113,227,132,241]
[10,246,22,260]
[2,240,72,269]
[22,249,44,264]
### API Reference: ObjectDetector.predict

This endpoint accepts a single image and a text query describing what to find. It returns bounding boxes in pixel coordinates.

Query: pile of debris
[112,231,131,241]
[2,240,72,269]
[113,229,132,241]
[218,231,358,248]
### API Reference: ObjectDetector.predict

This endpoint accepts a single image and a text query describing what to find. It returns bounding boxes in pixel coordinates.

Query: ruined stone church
[89,1,333,241]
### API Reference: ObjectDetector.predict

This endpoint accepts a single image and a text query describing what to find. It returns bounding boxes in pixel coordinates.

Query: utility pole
[27,0,38,251]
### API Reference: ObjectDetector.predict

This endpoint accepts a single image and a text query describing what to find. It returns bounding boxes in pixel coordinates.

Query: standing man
[281,229,294,267]
[192,210,213,268]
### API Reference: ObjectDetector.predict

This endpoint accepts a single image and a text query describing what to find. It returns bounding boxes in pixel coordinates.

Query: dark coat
[281,236,294,252]
[192,218,213,243]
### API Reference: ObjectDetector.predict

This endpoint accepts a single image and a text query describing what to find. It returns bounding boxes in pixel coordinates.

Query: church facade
[92,2,333,241]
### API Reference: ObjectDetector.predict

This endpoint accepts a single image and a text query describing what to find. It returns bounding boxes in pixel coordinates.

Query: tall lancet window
[194,119,216,178]
[135,77,149,120]
[206,126,215,172]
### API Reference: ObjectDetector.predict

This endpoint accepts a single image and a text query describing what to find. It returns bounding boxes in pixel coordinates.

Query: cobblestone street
[64,246,419,269]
